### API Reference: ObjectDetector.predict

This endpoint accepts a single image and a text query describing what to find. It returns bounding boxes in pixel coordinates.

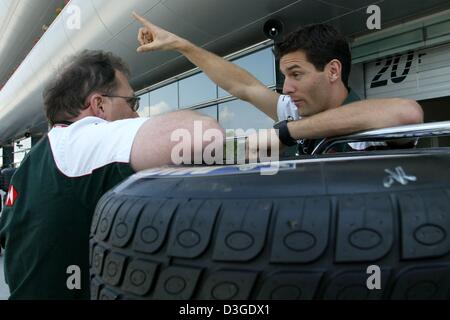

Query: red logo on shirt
[5,185,18,207]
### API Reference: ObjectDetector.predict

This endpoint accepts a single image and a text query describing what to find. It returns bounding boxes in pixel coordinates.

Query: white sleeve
[277,95,300,121]
[48,117,149,177]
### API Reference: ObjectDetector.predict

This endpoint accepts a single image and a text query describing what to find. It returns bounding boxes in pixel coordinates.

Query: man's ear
[327,59,342,83]
[88,94,106,119]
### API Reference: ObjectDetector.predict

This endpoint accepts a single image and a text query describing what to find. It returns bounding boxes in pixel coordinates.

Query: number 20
[370,51,415,88]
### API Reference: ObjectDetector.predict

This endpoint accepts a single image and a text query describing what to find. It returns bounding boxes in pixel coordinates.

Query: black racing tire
[89,150,450,300]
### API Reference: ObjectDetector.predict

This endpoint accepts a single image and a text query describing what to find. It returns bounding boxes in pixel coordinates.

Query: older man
[0,50,222,299]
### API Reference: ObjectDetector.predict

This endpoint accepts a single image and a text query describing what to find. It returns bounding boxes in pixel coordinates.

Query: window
[219,100,274,130]
[195,105,218,120]
[137,93,150,117]
[179,73,217,108]
[149,82,178,116]
[143,45,277,131]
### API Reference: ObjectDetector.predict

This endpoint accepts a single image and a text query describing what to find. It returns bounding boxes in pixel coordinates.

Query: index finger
[133,11,152,27]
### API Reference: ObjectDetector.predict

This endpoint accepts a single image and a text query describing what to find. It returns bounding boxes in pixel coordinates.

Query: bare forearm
[176,40,262,99]
[177,40,279,119]
[287,98,423,140]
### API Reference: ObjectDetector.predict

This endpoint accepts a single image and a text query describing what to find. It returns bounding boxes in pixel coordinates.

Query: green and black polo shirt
[0,116,147,299]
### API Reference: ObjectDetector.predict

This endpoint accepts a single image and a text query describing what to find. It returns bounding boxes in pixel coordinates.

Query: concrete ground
[0,255,10,299]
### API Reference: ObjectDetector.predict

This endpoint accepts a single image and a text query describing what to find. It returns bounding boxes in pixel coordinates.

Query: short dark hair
[275,24,351,88]
[43,50,130,126]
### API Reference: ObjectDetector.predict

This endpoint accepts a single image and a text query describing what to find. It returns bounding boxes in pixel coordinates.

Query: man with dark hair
[134,13,423,154]
[0,50,223,299]
[275,24,352,91]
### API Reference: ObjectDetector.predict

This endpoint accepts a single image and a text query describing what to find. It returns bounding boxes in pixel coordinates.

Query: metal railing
[312,121,450,155]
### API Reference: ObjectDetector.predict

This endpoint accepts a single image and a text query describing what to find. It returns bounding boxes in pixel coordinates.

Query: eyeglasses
[101,94,141,112]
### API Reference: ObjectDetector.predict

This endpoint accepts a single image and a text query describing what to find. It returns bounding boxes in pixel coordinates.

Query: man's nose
[282,79,295,95]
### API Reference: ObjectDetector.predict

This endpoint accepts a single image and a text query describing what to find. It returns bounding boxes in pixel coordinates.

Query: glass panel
[149,82,178,116]
[195,105,218,120]
[219,47,275,98]
[14,138,32,167]
[179,72,217,108]
[218,100,274,130]
[137,92,150,118]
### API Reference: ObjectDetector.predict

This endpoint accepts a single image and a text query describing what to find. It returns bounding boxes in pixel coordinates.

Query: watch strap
[273,120,297,147]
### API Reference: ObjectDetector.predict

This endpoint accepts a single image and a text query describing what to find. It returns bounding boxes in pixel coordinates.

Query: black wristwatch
[273,120,297,146]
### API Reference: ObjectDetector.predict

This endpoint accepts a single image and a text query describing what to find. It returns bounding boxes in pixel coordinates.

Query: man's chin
[298,110,310,118]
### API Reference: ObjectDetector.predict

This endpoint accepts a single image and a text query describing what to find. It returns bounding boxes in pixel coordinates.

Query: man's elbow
[397,99,424,125]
